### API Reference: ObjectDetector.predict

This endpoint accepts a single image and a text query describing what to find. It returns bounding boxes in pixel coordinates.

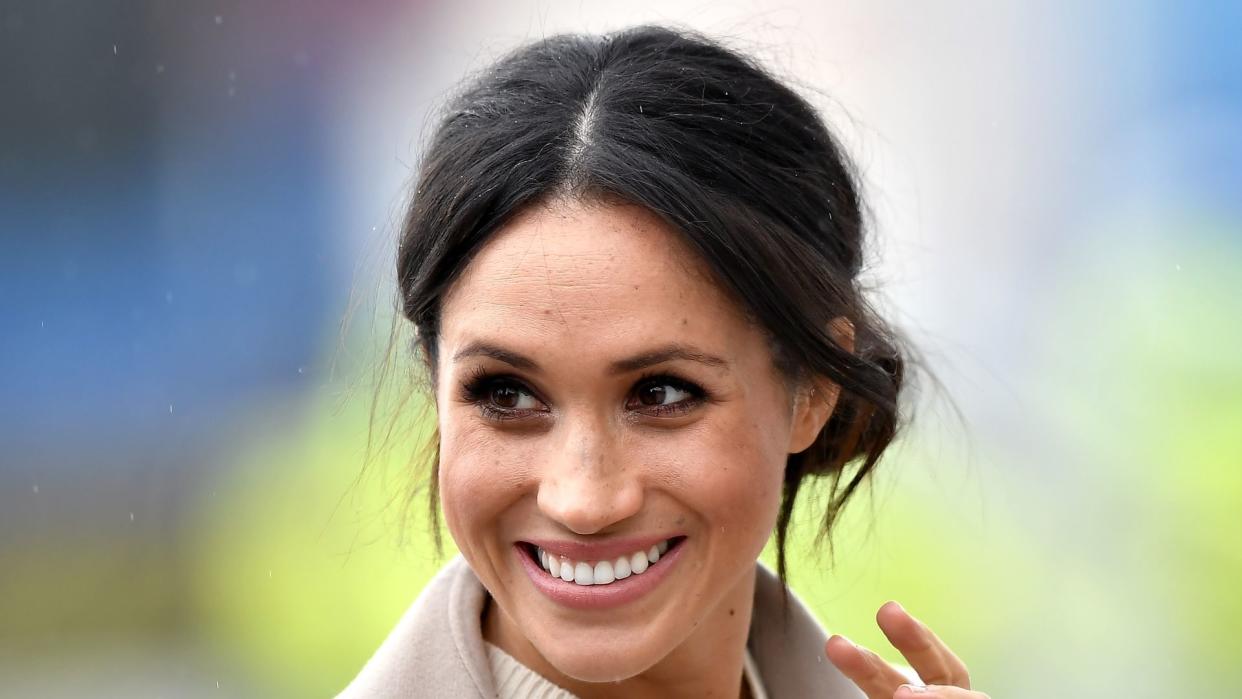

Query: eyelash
[459,367,541,422]
[458,367,709,422]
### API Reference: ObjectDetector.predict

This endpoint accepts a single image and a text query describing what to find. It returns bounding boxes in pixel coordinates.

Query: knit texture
[485,642,578,699]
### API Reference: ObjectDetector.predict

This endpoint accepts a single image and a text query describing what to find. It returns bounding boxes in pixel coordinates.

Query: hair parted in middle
[395,24,907,581]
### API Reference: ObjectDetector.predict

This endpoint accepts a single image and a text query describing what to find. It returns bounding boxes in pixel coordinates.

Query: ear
[787,317,856,454]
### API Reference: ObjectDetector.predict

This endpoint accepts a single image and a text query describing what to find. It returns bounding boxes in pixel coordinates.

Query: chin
[532,627,669,683]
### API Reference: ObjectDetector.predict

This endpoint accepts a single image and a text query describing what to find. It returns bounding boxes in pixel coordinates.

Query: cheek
[653,410,789,539]
[437,415,533,548]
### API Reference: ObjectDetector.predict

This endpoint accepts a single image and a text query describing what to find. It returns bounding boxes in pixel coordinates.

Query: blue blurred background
[2,2,1239,696]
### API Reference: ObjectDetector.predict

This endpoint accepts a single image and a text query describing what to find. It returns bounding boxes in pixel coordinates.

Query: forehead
[438,200,752,358]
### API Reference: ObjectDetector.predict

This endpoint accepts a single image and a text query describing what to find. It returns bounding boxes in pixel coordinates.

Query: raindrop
[169,403,174,414]
[112,44,117,55]
[214,15,223,25]
[129,512,135,521]
[156,64,165,74]
[32,484,39,493]
[297,366,304,375]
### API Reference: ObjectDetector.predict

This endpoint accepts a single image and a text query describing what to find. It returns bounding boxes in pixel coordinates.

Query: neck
[484,565,757,699]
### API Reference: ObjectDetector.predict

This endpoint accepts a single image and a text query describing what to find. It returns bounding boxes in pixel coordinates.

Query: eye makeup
[457,366,712,423]
[458,366,548,422]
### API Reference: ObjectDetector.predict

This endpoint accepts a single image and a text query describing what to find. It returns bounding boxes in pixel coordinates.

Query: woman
[341,25,987,699]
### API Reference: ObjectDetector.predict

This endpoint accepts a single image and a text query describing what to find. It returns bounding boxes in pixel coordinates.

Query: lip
[516,538,686,611]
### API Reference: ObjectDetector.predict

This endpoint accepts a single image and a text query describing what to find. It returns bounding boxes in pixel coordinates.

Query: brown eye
[638,384,668,406]
[485,382,539,411]
[629,379,697,410]
[491,385,519,408]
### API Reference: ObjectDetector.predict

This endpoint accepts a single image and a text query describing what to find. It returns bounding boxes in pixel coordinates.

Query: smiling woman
[339,25,988,699]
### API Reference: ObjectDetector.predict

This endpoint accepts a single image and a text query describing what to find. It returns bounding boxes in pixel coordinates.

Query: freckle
[729,608,735,616]
[681,317,688,326]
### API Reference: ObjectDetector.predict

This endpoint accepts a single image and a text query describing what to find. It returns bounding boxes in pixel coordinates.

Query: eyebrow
[451,340,730,374]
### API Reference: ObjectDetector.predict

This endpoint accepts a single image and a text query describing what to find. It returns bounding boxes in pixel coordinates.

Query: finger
[824,634,914,699]
[876,601,971,688]
[894,683,991,698]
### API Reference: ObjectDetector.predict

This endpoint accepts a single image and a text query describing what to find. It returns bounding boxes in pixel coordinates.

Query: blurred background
[2,1,1239,696]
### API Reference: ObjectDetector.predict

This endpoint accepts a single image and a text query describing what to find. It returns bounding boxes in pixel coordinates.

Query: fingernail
[900,684,929,694]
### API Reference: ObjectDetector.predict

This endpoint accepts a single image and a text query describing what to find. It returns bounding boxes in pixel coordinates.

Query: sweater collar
[340,555,863,698]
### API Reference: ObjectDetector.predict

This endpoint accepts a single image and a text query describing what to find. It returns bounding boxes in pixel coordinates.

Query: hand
[824,601,989,699]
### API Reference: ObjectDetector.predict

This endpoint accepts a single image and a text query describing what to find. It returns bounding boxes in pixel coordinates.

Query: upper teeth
[537,539,671,586]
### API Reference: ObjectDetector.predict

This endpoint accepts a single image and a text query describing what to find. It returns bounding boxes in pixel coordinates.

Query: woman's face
[434,199,829,682]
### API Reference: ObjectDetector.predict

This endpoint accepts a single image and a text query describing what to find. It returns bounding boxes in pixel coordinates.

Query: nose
[536,415,643,535]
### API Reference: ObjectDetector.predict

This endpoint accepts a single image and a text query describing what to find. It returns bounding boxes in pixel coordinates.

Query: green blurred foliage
[188,381,450,697]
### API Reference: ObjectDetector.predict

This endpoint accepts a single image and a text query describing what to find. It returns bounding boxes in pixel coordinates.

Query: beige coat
[339,555,879,698]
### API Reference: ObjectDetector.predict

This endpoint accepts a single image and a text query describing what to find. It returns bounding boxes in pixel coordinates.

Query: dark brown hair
[391,25,905,581]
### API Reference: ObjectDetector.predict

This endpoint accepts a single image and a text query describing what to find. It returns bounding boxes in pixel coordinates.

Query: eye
[626,375,706,417]
[635,382,692,407]
[486,382,539,411]
[459,369,547,422]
